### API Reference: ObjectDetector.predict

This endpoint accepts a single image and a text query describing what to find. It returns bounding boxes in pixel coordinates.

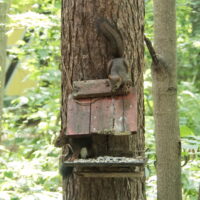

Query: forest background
[0,0,199,199]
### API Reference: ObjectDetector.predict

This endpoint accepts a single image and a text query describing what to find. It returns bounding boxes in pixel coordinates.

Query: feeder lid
[66,85,137,136]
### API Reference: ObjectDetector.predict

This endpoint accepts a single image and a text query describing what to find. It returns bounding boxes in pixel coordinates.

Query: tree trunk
[0,1,8,139]
[152,0,182,199]
[198,184,200,200]
[61,0,145,199]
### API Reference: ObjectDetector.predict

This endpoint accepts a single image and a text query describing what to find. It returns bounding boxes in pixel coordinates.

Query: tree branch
[144,35,159,65]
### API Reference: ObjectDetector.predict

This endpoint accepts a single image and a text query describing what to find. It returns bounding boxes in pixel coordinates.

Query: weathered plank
[123,88,137,133]
[66,95,91,135]
[73,79,130,99]
[67,88,137,136]
[90,97,113,134]
[75,172,144,178]
[113,95,125,133]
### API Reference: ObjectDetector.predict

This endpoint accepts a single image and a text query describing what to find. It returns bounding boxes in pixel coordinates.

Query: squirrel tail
[96,18,124,58]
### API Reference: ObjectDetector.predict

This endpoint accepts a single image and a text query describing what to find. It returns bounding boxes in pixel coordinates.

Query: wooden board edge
[75,171,144,178]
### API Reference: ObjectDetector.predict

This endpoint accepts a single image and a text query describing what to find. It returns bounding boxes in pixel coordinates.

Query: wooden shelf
[63,156,145,178]
[63,156,145,167]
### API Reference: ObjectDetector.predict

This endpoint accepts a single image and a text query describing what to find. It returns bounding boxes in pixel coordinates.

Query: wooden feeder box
[63,156,145,178]
[66,79,137,136]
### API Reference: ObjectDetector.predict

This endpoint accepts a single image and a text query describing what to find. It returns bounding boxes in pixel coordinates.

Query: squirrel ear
[107,60,113,75]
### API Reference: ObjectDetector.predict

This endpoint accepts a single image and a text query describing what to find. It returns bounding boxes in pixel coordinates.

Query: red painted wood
[66,88,137,136]
[113,95,124,133]
[123,88,137,133]
[66,95,91,135]
[90,97,113,134]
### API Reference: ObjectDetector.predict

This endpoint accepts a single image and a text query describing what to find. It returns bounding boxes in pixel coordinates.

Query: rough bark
[0,1,8,139]
[61,0,145,199]
[152,0,182,199]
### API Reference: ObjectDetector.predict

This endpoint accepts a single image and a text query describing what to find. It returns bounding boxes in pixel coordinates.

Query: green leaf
[4,171,14,178]
[180,125,194,137]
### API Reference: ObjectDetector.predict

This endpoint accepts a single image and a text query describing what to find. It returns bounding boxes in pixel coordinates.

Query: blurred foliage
[145,0,200,199]
[1,0,62,199]
[0,0,199,199]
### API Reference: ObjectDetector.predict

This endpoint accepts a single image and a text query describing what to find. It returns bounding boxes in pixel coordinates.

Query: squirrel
[96,18,132,92]
[59,137,92,178]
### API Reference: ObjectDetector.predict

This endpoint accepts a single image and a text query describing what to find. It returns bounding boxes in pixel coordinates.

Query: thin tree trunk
[152,0,182,199]
[0,1,8,140]
[190,0,200,36]
[61,0,145,199]
[198,184,200,200]
[190,0,200,85]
